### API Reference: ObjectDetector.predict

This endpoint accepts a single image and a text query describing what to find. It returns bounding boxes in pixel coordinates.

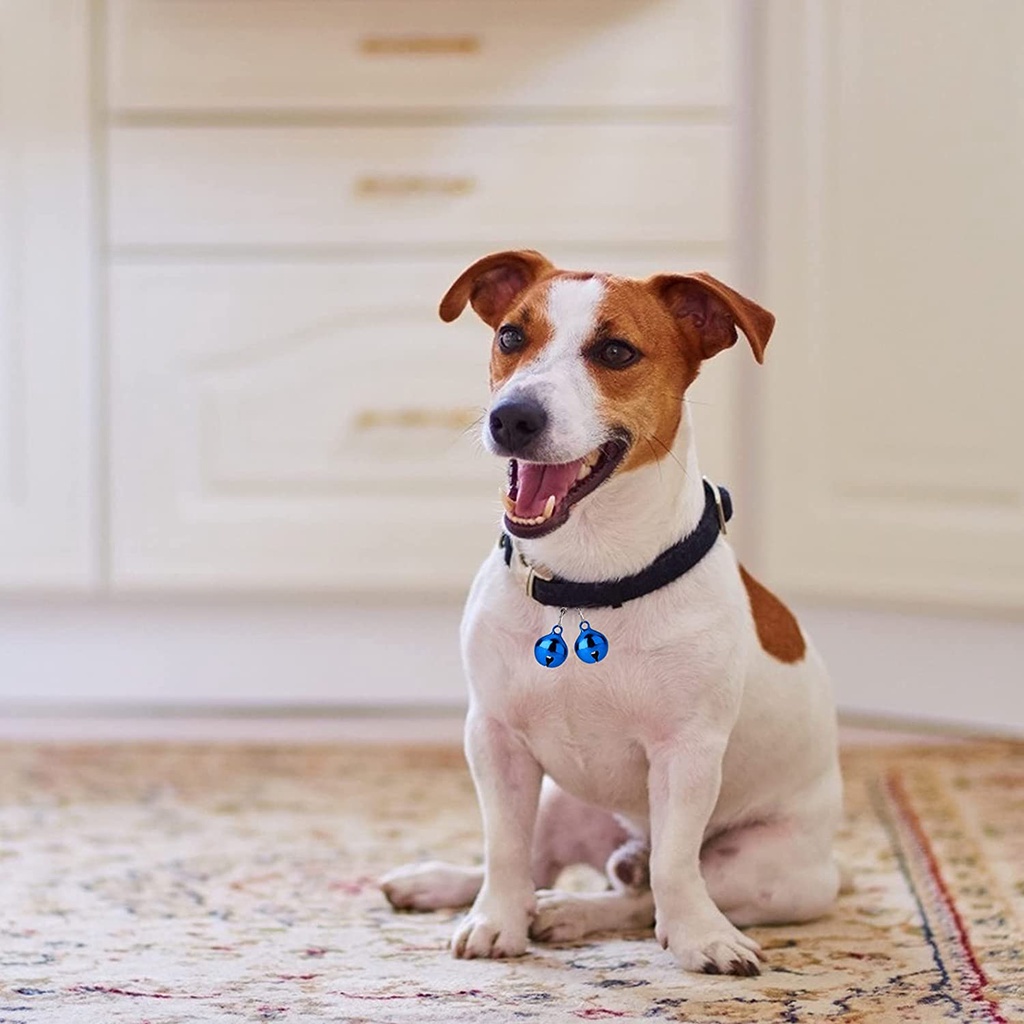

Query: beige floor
[1,735,1018,1022]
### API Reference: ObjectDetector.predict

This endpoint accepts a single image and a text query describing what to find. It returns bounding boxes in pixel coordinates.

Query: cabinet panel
[761,1,1024,609]
[109,254,736,590]
[109,124,731,248]
[0,3,95,589]
[107,0,734,112]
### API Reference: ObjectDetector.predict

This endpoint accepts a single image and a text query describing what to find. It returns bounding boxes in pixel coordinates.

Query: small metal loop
[552,624,563,635]
[557,608,567,628]
[579,620,590,631]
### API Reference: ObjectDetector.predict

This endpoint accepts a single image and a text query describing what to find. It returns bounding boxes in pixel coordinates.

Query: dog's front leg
[648,738,763,976]
[451,711,542,959]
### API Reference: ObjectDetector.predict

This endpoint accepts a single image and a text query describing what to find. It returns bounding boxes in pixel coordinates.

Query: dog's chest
[462,550,743,816]
[508,671,654,815]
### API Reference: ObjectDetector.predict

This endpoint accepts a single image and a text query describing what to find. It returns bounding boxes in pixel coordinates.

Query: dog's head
[440,249,775,539]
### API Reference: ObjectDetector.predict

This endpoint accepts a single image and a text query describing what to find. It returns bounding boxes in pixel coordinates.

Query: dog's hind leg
[380,777,628,911]
[530,887,655,943]
[530,777,632,885]
[701,816,841,927]
[531,837,655,943]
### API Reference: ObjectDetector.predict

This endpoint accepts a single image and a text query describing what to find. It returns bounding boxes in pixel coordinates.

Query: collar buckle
[525,561,553,600]
[703,476,728,536]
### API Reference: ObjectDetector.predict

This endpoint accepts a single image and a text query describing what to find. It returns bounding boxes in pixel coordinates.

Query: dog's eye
[593,339,640,369]
[497,325,525,354]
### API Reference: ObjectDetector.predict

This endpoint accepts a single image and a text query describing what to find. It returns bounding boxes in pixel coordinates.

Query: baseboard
[0,597,468,707]
[795,601,1024,736]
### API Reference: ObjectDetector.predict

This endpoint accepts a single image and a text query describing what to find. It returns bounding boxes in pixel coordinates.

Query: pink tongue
[514,460,584,518]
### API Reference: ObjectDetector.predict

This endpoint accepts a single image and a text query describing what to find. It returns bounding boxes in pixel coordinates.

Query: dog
[380,250,843,976]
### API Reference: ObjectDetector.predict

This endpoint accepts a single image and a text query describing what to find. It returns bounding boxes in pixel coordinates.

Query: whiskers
[445,409,487,455]
[643,432,689,479]
[643,436,664,484]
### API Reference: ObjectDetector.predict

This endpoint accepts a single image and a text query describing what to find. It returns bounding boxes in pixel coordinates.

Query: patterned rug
[0,739,1021,1023]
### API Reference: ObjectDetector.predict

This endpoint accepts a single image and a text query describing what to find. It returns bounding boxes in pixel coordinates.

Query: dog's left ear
[645,272,775,364]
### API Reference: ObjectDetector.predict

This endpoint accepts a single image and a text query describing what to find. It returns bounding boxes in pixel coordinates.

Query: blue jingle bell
[574,621,609,664]
[534,625,569,668]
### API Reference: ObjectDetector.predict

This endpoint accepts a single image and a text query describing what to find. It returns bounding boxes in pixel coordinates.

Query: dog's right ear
[439,250,555,328]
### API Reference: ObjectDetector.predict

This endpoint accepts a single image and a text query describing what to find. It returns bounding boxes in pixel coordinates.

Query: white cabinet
[761,1,1024,611]
[0,3,95,589]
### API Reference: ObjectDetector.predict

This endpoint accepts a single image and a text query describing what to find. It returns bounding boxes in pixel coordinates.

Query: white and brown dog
[380,250,843,976]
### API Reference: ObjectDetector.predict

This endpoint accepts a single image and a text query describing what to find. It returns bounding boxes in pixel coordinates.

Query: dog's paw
[657,916,763,976]
[451,899,531,959]
[379,861,480,912]
[529,890,588,944]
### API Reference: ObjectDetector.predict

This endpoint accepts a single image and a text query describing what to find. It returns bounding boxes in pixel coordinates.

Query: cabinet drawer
[109,124,731,248]
[107,0,734,112]
[109,252,735,590]
[114,262,493,493]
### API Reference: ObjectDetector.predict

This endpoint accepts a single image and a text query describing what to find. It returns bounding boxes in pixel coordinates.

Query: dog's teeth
[577,462,591,481]
[501,492,516,513]
[506,506,557,527]
[585,450,601,467]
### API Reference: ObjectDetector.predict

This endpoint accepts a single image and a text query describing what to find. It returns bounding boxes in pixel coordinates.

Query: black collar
[500,478,732,610]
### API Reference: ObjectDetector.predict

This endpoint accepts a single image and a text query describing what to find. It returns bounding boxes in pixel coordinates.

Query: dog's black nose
[489,399,548,453]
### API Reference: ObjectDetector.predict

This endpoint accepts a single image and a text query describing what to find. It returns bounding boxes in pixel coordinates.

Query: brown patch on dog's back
[739,565,806,663]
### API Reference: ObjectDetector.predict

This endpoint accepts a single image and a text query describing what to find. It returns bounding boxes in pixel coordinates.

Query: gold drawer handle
[359,34,481,56]
[353,407,480,432]
[354,175,476,198]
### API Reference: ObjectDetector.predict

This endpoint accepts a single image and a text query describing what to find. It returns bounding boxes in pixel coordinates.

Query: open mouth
[501,438,630,539]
